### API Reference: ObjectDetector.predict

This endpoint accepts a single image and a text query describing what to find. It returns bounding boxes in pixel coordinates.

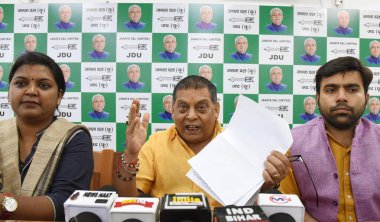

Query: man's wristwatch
[1,193,18,219]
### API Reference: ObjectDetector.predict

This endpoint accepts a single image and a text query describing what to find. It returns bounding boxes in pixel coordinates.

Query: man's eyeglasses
[287,155,319,207]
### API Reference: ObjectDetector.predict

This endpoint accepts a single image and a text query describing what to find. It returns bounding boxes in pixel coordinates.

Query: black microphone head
[69,212,102,222]
[122,219,143,222]
[138,193,153,197]
[160,193,211,222]
[269,213,296,222]
[99,185,118,193]
[214,206,269,222]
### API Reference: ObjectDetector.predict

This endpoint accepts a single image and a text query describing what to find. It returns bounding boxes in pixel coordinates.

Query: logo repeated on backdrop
[0,3,380,151]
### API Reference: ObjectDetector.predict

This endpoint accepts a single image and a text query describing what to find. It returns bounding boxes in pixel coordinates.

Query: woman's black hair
[9,52,66,95]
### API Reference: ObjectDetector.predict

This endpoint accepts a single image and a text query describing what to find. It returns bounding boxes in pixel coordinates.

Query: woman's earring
[54,108,60,116]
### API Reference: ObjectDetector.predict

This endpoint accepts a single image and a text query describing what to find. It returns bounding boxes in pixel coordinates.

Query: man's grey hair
[269,66,282,75]
[200,5,212,14]
[337,10,349,19]
[163,95,173,103]
[369,40,380,48]
[59,5,71,14]
[199,65,212,74]
[163,34,176,43]
[128,4,141,13]
[92,94,105,103]
[304,38,316,46]
[303,96,315,105]
[270,7,283,16]
[235,35,248,45]
[369,97,380,106]
[127,64,140,72]
[59,64,70,71]
[92,34,105,43]
[24,34,36,43]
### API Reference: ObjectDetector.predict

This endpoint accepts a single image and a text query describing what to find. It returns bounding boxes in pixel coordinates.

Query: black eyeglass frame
[287,155,319,207]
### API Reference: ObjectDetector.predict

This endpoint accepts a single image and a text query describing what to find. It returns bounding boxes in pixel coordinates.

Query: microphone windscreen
[214,206,269,222]
[138,193,153,198]
[99,185,118,193]
[122,219,143,222]
[269,213,296,222]
[160,193,211,222]
[69,211,102,222]
[110,197,160,222]
[257,193,304,221]
[64,190,118,222]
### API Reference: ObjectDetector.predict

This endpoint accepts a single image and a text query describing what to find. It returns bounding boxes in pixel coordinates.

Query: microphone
[110,197,160,222]
[269,212,296,222]
[138,193,153,197]
[68,211,101,222]
[122,219,144,222]
[257,193,304,222]
[64,190,118,222]
[214,205,269,222]
[160,193,211,222]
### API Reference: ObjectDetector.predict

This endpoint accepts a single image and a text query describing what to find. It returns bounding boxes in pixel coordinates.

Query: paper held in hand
[187,94,293,206]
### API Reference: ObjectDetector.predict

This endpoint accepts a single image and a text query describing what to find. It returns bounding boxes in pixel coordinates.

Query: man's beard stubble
[318,101,366,130]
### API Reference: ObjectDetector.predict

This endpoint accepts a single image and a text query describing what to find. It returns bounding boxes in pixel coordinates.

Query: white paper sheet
[187,95,293,206]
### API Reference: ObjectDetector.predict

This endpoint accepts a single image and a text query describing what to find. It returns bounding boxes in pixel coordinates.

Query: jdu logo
[269,195,291,204]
